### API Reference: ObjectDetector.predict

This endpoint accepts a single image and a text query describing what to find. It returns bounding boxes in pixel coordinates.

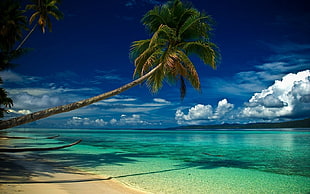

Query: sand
[0,153,147,194]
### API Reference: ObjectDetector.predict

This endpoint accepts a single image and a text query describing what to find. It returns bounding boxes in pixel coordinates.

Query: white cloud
[66,116,108,127]
[109,118,117,125]
[93,97,172,114]
[153,98,171,104]
[0,71,23,83]
[111,114,150,126]
[256,62,297,73]
[175,99,234,125]
[102,97,137,103]
[66,114,151,127]
[214,99,234,119]
[12,92,64,110]
[240,70,310,119]
[176,70,310,124]
[8,88,54,96]
[8,109,32,115]
[0,71,42,84]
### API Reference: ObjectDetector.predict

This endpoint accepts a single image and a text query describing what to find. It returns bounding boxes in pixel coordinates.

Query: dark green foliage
[0,48,30,71]
[0,78,13,118]
[0,0,28,51]
[0,0,27,118]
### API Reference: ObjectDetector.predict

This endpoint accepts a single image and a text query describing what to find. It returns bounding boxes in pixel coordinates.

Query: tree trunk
[0,64,161,130]
[16,24,38,50]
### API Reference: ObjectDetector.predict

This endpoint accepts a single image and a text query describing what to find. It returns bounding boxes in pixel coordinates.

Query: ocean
[3,128,310,193]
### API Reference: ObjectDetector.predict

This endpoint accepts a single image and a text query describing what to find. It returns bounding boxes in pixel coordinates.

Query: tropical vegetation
[0,0,220,130]
[0,0,27,117]
[16,0,64,50]
[0,0,63,118]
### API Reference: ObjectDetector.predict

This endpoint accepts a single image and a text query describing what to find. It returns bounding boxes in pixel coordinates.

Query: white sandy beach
[0,153,146,194]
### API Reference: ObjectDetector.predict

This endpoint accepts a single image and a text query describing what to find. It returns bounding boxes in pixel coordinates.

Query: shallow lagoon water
[5,128,310,193]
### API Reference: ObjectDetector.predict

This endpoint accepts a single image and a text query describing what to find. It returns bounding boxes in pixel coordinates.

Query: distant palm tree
[0,0,220,129]
[16,0,64,50]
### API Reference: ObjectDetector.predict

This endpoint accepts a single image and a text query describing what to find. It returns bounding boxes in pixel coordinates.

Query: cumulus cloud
[175,99,234,125]
[240,70,310,119]
[66,114,151,128]
[66,116,108,127]
[111,114,151,126]
[176,70,310,125]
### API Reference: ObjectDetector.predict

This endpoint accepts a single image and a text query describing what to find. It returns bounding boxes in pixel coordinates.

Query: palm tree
[0,0,220,130]
[130,0,219,99]
[16,0,64,50]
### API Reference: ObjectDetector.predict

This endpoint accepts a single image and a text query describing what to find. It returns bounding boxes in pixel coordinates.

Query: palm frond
[25,4,37,10]
[149,24,176,46]
[141,3,179,33]
[146,62,165,93]
[47,9,64,20]
[181,41,219,69]
[176,8,198,29]
[176,50,200,89]
[29,12,40,24]
[179,15,212,39]
[133,45,159,77]
[140,49,162,75]
[130,39,151,60]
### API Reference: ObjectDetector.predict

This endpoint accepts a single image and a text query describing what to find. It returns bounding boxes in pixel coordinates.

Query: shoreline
[0,153,147,194]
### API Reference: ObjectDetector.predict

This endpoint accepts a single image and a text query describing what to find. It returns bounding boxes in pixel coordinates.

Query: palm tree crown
[26,0,64,33]
[130,0,220,99]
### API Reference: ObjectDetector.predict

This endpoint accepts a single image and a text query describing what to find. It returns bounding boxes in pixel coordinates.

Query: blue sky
[1,0,309,128]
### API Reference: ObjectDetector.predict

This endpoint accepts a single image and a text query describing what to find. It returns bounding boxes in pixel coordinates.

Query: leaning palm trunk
[0,64,162,130]
[16,23,38,50]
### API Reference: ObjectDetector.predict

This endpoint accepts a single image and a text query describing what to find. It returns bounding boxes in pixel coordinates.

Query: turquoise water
[3,128,310,193]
